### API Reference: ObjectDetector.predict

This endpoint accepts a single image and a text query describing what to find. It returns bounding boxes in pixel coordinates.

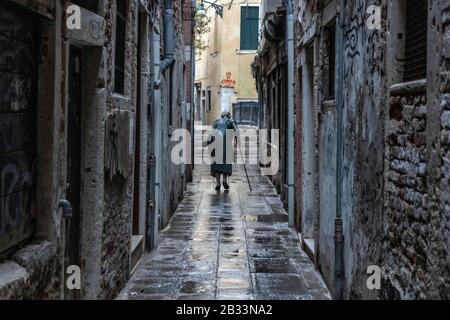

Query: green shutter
[240,6,259,50]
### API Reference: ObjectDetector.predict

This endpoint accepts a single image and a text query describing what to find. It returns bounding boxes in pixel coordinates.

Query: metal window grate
[233,101,259,127]
[114,0,126,94]
[404,0,428,82]
[71,0,98,12]
[207,90,211,111]
[327,24,336,99]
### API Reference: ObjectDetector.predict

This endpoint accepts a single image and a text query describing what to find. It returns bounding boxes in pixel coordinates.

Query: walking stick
[236,127,253,192]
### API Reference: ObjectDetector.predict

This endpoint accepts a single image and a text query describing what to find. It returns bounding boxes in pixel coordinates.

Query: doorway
[295,66,303,231]
[66,45,82,299]
[131,11,147,272]
[195,84,201,123]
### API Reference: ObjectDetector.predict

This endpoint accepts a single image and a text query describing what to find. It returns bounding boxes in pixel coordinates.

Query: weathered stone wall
[440,92,450,298]
[98,0,139,299]
[0,0,191,300]
[0,242,61,299]
[0,0,64,300]
[293,0,387,299]
[381,2,450,299]
[257,0,449,300]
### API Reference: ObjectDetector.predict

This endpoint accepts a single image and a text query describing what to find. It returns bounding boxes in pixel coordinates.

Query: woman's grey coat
[208,117,238,177]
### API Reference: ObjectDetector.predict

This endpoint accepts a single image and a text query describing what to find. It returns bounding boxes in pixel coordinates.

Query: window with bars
[71,0,98,12]
[404,0,428,82]
[207,89,212,112]
[202,90,207,113]
[326,24,336,99]
[114,0,126,94]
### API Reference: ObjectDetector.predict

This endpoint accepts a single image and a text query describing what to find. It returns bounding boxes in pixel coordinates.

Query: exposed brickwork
[383,93,436,299]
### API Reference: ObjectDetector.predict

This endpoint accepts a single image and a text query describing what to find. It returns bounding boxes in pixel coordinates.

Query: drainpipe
[191,0,196,178]
[286,2,295,227]
[334,0,346,300]
[160,0,175,72]
[152,32,162,247]
[149,0,175,247]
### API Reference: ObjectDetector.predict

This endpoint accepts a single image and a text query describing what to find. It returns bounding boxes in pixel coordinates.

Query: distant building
[195,0,260,125]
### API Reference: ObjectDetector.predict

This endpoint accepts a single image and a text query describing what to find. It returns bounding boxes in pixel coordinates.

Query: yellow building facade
[195,0,260,125]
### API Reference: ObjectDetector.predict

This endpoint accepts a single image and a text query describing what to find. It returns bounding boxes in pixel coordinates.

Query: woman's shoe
[223,182,230,190]
[215,185,221,191]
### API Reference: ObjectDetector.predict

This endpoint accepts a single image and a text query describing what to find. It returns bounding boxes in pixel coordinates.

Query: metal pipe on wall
[334,0,346,300]
[286,1,295,227]
[160,0,175,72]
[152,31,162,247]
[190,0,196,180]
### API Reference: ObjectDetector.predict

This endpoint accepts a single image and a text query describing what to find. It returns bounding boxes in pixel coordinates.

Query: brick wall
[383,92,432,299]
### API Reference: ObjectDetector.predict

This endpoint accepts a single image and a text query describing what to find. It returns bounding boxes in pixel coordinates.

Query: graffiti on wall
[0,2,37,253]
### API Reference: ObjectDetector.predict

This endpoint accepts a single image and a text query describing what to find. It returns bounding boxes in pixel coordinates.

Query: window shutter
[240,6,259,51]
[404,0,428,82]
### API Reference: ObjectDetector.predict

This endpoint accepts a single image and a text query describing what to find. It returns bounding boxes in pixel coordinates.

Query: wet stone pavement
[119,158,330,300]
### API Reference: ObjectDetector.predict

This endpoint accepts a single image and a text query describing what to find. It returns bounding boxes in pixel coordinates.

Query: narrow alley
[1,0,449,303]
[118,130,330,300]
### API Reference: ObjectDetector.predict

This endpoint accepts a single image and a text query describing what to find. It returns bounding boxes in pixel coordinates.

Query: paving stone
[252,273,309,297]
[250,258,298,274]
[119,163,330,300]
[218,276,251,289]
[177,280,215,295]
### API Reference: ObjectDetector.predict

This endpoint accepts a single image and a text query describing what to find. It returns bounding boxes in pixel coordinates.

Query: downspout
[191,0,196,176]
[152,32,162,247]
[150,0,175,247]
[160,0,175,72]
[286,1,295,227]
[334,0,346,300]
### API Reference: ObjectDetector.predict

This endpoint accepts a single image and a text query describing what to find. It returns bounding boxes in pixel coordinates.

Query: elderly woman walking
[208,111,238,191]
